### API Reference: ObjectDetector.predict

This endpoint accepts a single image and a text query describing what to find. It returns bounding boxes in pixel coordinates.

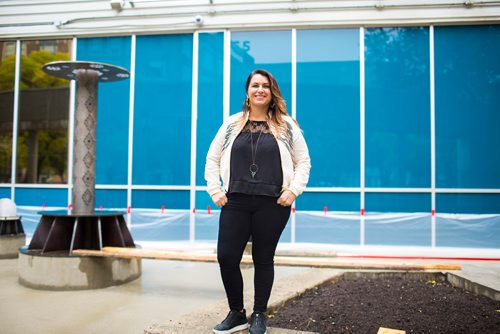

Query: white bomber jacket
[205,112,311,197]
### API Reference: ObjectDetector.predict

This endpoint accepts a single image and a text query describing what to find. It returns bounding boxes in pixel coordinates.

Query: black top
[229,120,283,197]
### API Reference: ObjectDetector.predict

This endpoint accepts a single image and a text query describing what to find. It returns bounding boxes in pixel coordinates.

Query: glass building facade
[1,25,499,248]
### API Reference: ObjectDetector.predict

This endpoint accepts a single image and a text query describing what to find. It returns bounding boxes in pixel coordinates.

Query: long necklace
[249,121,264,178]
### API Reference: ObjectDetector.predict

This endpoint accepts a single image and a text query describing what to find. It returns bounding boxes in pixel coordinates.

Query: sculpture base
[18,246,141,290]
[28,210,135,254]
[0,235,26,259]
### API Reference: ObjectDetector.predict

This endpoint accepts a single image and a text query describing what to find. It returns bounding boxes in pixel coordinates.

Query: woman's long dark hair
[241,69,294,137]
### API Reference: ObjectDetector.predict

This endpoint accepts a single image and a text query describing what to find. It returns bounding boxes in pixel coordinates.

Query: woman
[205,69,310,334]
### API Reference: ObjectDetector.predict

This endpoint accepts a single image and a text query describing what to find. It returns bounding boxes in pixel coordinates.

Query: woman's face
[247,74,272,109]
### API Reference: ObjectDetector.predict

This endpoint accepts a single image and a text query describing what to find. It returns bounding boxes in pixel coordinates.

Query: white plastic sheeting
[17,206,500,249]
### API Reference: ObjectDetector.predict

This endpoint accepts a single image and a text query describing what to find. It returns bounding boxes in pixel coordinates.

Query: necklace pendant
[249,163,259,178]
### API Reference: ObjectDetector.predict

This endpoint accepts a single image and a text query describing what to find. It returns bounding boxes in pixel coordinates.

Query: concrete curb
[446,272,500,301]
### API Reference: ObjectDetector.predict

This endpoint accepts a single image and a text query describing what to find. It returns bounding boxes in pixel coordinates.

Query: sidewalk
[1,243,499,334]
[0,256,310,334]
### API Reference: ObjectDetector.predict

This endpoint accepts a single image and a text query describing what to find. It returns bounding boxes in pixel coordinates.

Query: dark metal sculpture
[27,61,135,255]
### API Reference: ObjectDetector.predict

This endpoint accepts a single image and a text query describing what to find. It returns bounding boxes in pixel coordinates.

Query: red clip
[361,208,365,216]
[127,206,132,213]
[161,205,165,214]
[432,209,435,216]
[323,206,328,215]
[99,205,103,210]
[68,203,72,210]
[42,204,46,210]
[292,207,296,214]
[192,208,196,213]
[207,205,211,214]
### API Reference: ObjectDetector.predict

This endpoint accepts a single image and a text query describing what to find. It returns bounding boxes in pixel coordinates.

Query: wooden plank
[71,247,461,271]
[378,327,406,334]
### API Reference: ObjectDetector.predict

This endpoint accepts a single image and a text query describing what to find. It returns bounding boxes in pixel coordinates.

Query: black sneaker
[213,309,248,334]
[249,312,267,334]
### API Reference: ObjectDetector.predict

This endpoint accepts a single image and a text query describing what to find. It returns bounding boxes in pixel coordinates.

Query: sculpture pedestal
[0,235,25,259]
[23,61,138,290]
[20,210,141,290]
[0,218,25,259]
[18,246,141,290]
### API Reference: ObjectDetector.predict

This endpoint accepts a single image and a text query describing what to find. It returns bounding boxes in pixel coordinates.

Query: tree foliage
[0,50,70,91]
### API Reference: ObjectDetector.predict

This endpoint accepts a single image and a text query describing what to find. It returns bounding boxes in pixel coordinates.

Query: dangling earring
[246,96,251,110]
[270,101,276,109]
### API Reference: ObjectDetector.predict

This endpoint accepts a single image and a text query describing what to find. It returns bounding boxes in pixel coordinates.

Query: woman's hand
[277,190,296,207]
[211,192,228,207]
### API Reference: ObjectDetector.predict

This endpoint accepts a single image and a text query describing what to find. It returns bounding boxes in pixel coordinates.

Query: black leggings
[217,193,291,313]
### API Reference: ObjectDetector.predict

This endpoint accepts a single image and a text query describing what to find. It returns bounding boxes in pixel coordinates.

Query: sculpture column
[72,69,99,214]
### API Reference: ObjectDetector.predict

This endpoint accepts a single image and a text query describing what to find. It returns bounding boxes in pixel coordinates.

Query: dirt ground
[268,274,500,334]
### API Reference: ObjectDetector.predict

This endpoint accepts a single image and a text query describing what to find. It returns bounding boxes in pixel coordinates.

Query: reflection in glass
[365,27,430,188]
[77,36,131,185]
[197,32,223,186]
[297,28,360,187]
[230,30,291,114]
[0,41,16,183]
[133,34,192,186]
[435,25,500,188]
[16,39,72,184]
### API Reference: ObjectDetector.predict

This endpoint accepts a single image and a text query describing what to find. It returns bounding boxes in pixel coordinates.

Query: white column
[190,31,199,242]
[291,28,297,244]
[223,29,231,120]
[359,27,366,246]
[430,25,437,248]
[67,37,77,207]
[127,34,137,227]
[10,40,21,202]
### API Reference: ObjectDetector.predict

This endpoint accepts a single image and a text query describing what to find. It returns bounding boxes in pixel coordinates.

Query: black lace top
[228,120,283,197]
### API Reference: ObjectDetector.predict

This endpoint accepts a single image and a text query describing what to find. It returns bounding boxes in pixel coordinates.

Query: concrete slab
[146,267,341,334]
[1,242,499,334]
[458,261,500,292]
[0,257,307,334]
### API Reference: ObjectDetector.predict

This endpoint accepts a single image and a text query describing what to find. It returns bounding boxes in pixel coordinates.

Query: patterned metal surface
[42,61,130,82]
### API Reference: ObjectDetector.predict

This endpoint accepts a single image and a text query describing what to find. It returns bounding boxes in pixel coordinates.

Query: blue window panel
[297,28,360,187]
[435,25,500,188]
[133,34,193,185]
[0,187,10,199]
[230,31,291,115]
[365,27,431,188]
[365,214,432,246]
[296,192,360,212]
[15,188,67,207]
[295,212,360,244]
[95,189,127,209]
[436,215,500,248]
[436,194,500,214]
[194,212,219,241]
[130,210,189,241]
[77,37,131,185]
[195,190,214,212]
[197,32,224,186]
[132,190,189,210]
[16,206,41,238]
[365,193,431,213]
[277,218,292,244]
